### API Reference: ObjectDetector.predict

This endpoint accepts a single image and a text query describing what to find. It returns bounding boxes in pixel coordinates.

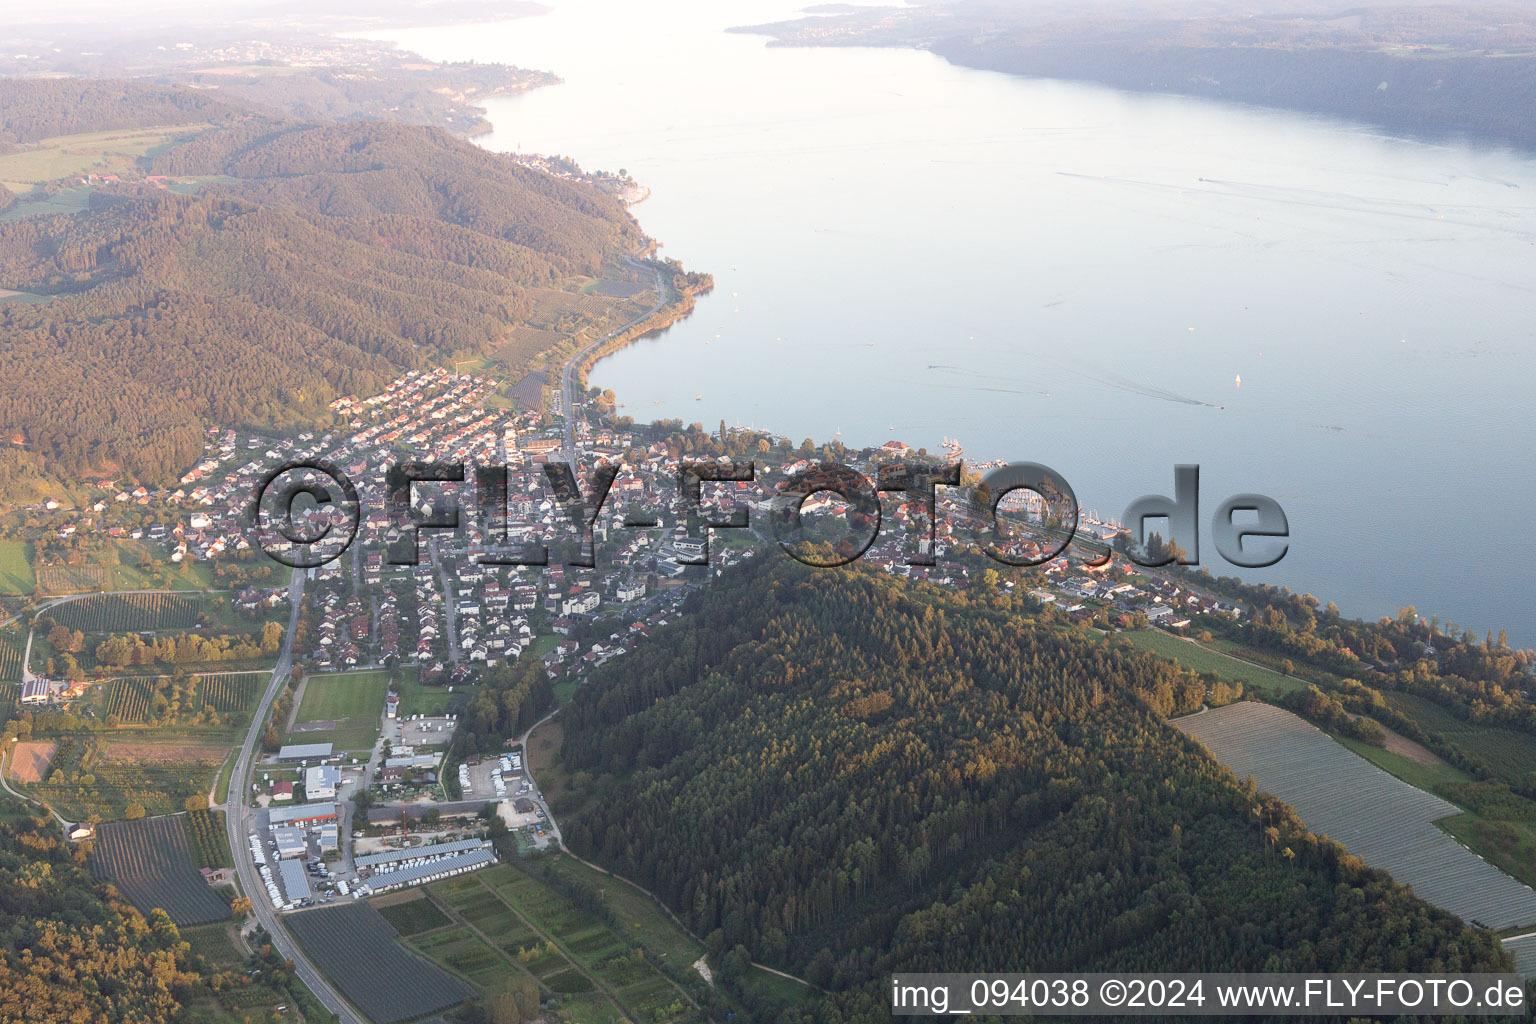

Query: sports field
[286,670,390,751]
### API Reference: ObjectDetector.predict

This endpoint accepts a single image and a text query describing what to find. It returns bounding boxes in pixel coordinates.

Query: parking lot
[389,714,456,747]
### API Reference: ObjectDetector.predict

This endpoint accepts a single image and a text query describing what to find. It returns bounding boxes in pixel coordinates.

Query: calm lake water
[375,1,1536,644]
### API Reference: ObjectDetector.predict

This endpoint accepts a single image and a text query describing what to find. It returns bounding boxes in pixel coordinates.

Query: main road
[222,568,367,1024]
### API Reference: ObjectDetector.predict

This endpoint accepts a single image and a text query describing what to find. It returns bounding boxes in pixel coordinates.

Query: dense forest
[0,82,641,495]
[557,560,1511,1022]
[0,79,244,148]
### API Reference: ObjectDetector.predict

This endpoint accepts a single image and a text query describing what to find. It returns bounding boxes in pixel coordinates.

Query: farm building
[273,827,307,859]
[270,802,338,827]
[20,679,51,705]
[305,765,341,800]
[277,742,333,762]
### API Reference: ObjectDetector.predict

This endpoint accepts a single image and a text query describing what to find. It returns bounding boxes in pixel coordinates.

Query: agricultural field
[6,740,55,784]
[35,563,109,593]
[104,672,260,723]
[1122,628,1310,694]
[180,921,248,970]
[0,631,23,682]
[407,884,627,1023]
[286,902,472,1024]
[540,856,702,965]
[47,591,202,632]
[1440,814,1536,891]
[372,890,453,935]
[183,809,232,869]
[1176,701,1536,930]
[36,737,226,820]
[0,539,33,593]
[1386,692,1536,786]
[285,670,390,751]
[0,125,209,193]
[89,814,231,926]
[463,864,703,1023]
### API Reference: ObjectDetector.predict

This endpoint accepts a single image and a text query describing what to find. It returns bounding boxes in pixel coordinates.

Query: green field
[0,540,34,593]
[390,668,463,718]
[1440,814,1536,891]
[0,628,24,683]
[1334,735,1473,793]
[1387,692,1536,786]
[1122,629,1311,694]
[286,670,390,751]
[374,893,453,936]
[0,126,209,192]
[421,864,706,1023]
[540,857,703,965]
[181,921,248,969]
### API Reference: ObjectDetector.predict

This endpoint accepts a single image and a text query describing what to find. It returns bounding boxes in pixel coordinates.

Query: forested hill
[557,561,1510,1022]
[0,79,245,148]
[0,82,640,494]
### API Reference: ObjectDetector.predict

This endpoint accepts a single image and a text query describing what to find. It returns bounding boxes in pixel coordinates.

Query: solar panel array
[354,837,491,868]
[1176,701,1536,931]
[365,848,495,891]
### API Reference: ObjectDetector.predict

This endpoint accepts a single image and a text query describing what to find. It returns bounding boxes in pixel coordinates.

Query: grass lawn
[1439,814,1536,890]
[1335,735,1472,793]
[285,670,390,752]
[391,667,464,718]
[213,748,240,805]
[1122,629,1311,694]
[0,540,35,594]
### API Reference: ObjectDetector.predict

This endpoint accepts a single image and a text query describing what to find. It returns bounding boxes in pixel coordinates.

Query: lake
[373,0,1536,644]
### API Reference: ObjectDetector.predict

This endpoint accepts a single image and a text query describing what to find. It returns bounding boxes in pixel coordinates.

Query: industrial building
[276,742,333,762]
[353,838,491,870]
[278,859,312,903]
[270,802,338,827]
[363,848,495,894]
[305,764,341,800]
[273,826,308,859]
